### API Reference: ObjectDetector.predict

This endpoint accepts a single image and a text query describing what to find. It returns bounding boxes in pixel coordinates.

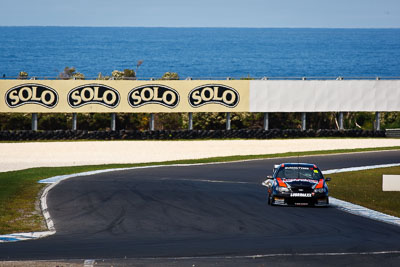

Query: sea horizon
[1,25,400,29]
[1,27,399,78]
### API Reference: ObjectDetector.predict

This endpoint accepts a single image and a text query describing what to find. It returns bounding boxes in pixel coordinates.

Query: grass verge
[329,166,400,218]
[0,146,399,234]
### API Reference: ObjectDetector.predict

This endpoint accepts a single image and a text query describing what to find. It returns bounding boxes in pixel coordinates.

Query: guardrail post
[111,113,116,131]
[301,79,307,131]
[339,112,344,130]
[188,112,193,130]
[301,112,306,131]
[72,113,77,130]
[31,113,38,131]
[263,112,269,130]
[150,113,155,131]
[375,112,381,131]
[226,112,231,130]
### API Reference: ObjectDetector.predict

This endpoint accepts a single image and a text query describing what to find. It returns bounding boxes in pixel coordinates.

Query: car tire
[270,195,275,206]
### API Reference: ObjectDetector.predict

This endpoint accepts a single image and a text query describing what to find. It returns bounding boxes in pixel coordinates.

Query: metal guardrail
[0,76,400,81]
[386,129,400,138]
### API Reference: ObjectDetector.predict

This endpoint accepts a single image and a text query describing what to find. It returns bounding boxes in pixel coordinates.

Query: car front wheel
[268,194,275,206]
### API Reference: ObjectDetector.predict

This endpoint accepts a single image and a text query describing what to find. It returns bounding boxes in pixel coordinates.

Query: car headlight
[277,187,290,193]
[314,188,325,193]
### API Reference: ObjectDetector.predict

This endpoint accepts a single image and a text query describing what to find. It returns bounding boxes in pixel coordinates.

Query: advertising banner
[0,80,250,113]
[2,80,400,113]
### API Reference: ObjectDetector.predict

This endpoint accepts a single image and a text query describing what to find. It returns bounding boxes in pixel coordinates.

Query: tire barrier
[0,129,386,141]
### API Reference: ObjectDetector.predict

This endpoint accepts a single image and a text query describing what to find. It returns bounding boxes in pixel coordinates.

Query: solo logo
[68,84,120,108]
[128,85,179,108]
[5,84,59,108]
[188,84,240,108]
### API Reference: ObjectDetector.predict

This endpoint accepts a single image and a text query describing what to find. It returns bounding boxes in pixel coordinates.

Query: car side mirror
[325,177,331,182]
[263,176,274,188]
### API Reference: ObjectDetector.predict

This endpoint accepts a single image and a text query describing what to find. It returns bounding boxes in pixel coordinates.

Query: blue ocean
[0,27,399,79]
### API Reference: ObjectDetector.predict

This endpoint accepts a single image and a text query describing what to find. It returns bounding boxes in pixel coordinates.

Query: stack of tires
[0,129,386,141]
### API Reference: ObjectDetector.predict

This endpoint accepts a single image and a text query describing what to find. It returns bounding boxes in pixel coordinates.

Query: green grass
[0,146,399,234]
[329,166,400,218]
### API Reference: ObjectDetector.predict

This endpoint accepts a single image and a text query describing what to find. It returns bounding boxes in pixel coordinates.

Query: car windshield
[276,166,323,179]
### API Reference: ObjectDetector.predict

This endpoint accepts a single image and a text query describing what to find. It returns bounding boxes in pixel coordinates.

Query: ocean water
[0,27,399,79]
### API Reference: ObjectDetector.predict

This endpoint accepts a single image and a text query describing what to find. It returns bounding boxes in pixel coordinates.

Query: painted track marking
[107,250,400,261]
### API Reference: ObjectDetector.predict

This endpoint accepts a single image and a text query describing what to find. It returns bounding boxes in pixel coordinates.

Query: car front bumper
[272,192,329,206]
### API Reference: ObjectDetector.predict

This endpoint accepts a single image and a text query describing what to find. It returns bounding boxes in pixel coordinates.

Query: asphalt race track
[1,150,400,266]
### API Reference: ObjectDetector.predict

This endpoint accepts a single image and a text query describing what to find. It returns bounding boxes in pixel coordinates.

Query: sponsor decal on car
[284,166,310,170]
[5,84,59,108]
[290,193,312,197]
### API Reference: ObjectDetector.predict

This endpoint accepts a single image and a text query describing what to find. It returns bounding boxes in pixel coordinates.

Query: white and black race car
[264,163,331,206]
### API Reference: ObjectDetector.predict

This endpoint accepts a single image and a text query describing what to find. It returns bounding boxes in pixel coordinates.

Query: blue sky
[0,0,399,28]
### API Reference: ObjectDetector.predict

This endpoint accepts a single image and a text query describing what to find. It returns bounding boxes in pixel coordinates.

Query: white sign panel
[382,175,400,191]
[250,80,400,112]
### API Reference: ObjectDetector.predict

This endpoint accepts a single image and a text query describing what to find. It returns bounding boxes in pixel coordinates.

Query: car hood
[282,178,319,188]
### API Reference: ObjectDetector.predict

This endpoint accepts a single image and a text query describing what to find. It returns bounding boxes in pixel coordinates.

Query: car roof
[279,163,318,168]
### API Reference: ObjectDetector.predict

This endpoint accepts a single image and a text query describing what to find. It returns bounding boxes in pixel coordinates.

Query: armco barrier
[386,129,400,138]
[0,129,386,141]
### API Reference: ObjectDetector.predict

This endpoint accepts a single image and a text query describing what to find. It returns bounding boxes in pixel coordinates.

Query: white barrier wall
[383,175,400,191]
[250,80,400,112]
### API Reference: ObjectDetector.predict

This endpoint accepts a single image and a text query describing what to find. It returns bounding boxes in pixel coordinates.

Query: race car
[264,163,331,206]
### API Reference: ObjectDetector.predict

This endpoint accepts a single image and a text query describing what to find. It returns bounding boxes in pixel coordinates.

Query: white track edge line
[2,250,400,263]
[118,250,400,260]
